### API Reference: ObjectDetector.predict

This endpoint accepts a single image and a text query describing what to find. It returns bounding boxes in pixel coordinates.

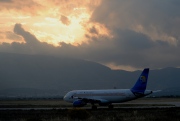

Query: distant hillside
[0,53,180,97]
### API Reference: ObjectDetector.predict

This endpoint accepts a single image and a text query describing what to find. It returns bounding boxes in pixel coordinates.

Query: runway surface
[0,98,180,110]
[0,102,179,110]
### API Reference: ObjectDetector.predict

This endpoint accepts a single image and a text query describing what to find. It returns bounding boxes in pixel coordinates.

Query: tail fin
[131,68,149,94]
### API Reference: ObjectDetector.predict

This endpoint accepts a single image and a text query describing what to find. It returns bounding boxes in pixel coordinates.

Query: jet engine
[73,100,86,107]
[98,99,110,106]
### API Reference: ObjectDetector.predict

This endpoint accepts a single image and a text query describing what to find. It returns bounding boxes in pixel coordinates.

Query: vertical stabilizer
[131,68,149,94]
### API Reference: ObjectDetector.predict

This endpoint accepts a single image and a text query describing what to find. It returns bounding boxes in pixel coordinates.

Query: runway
[0,102,179,110]
[1,99,180,121]
[0,98,180,110]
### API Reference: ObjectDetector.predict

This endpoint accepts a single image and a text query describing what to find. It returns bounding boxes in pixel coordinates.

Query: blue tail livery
[131,68,149,96]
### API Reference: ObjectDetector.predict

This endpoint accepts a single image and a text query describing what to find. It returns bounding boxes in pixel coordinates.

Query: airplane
[63,68,155,109]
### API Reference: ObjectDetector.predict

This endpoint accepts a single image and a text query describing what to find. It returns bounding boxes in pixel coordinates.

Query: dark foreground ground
[0,98,180,121]
[0,107,180,121]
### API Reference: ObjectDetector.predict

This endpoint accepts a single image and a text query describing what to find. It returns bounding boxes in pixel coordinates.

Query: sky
[0,0,180,71]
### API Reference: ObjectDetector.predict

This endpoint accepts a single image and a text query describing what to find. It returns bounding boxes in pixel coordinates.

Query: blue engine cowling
[98,99,110,106]
[73,100,87,107]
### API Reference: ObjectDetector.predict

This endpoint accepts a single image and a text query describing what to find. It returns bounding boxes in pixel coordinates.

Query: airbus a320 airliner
[64,68,155,109]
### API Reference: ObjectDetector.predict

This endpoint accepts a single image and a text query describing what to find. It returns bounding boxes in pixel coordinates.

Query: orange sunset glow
[1,0,180,71]
[0,0,110,46]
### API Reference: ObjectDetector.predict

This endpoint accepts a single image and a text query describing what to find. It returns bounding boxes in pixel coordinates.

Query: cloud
[91,0,180,45]
[60,15,70,25]
[5,31,23,42]
[1,0,180,70]
[0,0,44,16]
[0,0,103,46]
[0,24,57,55]
[85,0,180,69]
[14,24,40,45]
[0,31,23,43]
[88,26,99,35]
[1,22,180,70]
[0,0,12,2]
[80,29,180,70]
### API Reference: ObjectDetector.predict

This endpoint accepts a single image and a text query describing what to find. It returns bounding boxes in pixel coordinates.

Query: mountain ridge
[0,53,180,96]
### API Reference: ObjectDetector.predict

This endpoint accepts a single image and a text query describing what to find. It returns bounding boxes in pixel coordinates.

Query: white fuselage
[63,89,152,104]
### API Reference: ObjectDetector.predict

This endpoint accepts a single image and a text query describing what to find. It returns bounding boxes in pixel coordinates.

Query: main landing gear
[91,105,114,109]
[91,105,97,110]
[108,104,114,109]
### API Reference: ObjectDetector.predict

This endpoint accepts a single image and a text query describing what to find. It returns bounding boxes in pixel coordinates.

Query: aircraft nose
[63,94,69,101]
[63,95,67,101]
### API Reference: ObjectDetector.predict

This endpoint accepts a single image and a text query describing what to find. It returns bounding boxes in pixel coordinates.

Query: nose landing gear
[108,104,114,109]
[92,105,97,110]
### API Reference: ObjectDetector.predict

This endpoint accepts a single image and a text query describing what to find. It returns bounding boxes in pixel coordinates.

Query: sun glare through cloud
[0,0,110,46]
[1,0,180,70]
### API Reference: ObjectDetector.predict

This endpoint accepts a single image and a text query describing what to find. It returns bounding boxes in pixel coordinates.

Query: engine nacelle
[73,100,86,107]
[98,99,110,106]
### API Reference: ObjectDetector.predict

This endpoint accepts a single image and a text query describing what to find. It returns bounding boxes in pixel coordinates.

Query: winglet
[131,68,149,94]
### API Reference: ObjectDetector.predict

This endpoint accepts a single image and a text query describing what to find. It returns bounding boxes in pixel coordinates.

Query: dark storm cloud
[87,0,180,69]
[0,24,58,55]
[89,26,99,35]
[1,0,180,70]
[81,29,180,69]
[14,24,40,45]
[114,29,153,50]
[1,22,180,69]
[91,0,180,40]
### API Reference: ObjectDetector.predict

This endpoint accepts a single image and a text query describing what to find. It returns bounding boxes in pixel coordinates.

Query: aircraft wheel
[108,105,114,109]
[92,105,97,110]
